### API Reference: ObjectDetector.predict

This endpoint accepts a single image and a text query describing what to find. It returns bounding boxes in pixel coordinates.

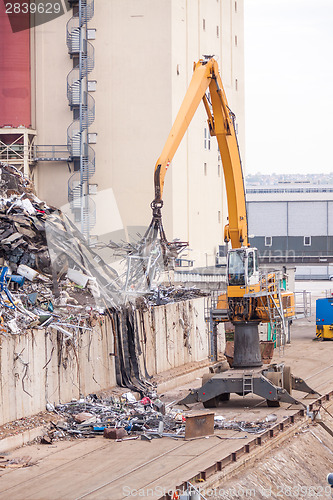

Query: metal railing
[67,121,81,157]
[294,290,311,318]
[81,144,95,180]
[174,272,226,283]
[34,145,71,162]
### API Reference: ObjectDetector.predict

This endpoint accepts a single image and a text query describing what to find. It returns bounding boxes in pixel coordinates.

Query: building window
[218,164,221,177]
[87,29,96,40]
[204,163,207,176]
[218,211,221,223]
[203,18,206,31]
[265,236,272,247]
[235,1,237,13]
[304,236,311,246]
[235,35,238,46]
[235,78,238,91]
[204,128,210,149]
[176,64,180,75]
[88,80,97,92]
[216,26,219,38]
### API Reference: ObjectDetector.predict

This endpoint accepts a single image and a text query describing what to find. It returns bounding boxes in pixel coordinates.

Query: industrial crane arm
[153,57,248,248]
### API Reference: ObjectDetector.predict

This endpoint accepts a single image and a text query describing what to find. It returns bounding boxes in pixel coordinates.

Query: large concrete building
[0,0,245,268]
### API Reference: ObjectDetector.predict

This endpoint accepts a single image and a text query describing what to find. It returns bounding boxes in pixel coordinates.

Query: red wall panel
[0,1,31,127]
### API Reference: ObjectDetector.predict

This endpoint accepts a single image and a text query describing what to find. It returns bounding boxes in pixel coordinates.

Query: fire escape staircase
[66,0,96,237]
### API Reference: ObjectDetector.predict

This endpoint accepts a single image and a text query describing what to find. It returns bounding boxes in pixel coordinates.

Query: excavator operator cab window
[254,249,259,272]
[227,250,245,285]
[248,251,254,278]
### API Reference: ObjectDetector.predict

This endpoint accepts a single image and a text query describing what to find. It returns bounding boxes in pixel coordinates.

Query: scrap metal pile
[0,163,123,338]
[43,392,187,442]
[40,393,278,444]
[0,164,54,273]
[0,163,205,316]
[0,163,120,294]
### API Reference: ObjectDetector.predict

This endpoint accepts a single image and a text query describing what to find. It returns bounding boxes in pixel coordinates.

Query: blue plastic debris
[0,267,16,309]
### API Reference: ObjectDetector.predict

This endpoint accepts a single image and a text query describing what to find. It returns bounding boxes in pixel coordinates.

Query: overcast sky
[244,0,333,175]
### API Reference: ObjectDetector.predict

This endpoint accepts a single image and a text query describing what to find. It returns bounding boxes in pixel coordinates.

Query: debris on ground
[214,413,278,434]
[0,411,58,440]
[41,392,187,443]
[38,397,279,444]
[0,455,36,469]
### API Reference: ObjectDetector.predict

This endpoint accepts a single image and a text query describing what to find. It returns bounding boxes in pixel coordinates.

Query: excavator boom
[152,57,248,248]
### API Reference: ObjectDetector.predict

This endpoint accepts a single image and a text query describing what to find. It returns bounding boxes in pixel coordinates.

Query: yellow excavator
[146,56,293,324]
[145,57,318,407]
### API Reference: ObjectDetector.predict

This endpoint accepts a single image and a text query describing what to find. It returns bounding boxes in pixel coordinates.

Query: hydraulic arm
[146,57,248,251]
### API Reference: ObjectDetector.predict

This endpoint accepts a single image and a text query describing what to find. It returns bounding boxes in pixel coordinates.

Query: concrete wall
[0,297,210,425]
[0,316,116,426]
[137,298,209,376]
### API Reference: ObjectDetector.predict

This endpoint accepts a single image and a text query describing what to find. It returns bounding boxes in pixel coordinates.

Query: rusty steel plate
[185,412,215,440]
[260,341,274,363]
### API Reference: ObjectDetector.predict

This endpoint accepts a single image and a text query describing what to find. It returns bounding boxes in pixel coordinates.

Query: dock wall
[0,297,210,425]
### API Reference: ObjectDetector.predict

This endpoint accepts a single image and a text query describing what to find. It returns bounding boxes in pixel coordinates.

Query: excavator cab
[227,247,260,291]
[225,247,261,321]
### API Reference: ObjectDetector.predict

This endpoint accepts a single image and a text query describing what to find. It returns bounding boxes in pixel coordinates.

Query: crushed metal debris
[42,392,187,442]
[140,286,208,307]
[38,398,278,444]
[0,163,205,317]
[214,413,278,434]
